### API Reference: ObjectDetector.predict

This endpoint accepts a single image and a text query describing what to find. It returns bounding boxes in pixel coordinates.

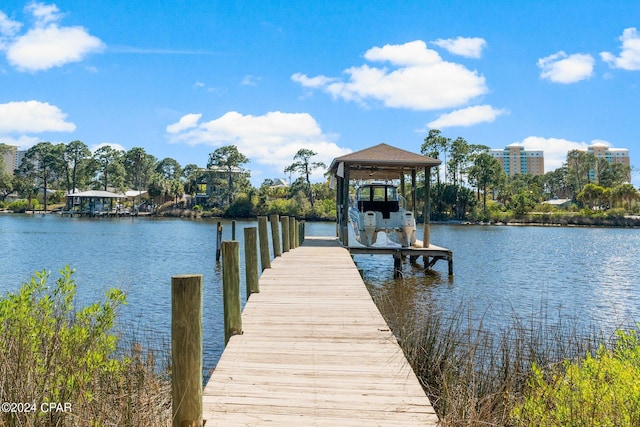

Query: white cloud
[166,113,202,133]
[293,40,487,110]
[427,105,507,128]
[2,2,104,72]
[431,37,487,58]
[0,11,21,46]
[516,136,589,172]
[291,73,337,88]
[537,51,595,84]
[0,100,76,133]
[166,111,350,181]
[601,27,640,71]
[241,75,260,86]
[26,2,62,27]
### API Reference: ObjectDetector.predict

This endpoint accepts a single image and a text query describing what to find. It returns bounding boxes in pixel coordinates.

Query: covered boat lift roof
[328,143,440,246]
[328,143,440,180]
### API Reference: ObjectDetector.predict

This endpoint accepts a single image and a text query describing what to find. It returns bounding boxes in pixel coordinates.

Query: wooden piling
[215,222,222,261]
[171,274,203,427]
[281,216,290,253]
[244,227,259,298]
[289,216,296,249]
[269,214,282,257]
[257,216,271,271]
[231,220,236,240]
[222,241,242,345]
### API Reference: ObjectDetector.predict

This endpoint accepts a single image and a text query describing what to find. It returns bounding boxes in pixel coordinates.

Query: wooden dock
[202,236,439,426]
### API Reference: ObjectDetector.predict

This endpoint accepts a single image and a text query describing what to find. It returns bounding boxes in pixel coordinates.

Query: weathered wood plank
[202,236,438,426]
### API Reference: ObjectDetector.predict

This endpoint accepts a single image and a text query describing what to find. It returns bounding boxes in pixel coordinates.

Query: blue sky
[1,1,639,186]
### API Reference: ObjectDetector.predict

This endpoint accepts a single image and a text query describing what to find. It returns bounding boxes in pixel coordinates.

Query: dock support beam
[423,167,431,248]
[171,274,203,427]
[258,216,271,271]
[222,241,242,345]
[244,227,259,298]
[269,214,281,257]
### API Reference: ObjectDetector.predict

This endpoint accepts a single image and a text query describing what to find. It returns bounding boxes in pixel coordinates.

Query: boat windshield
[358,185,399,202]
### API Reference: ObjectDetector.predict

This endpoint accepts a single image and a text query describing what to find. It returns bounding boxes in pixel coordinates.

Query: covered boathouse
[328,143,453,276]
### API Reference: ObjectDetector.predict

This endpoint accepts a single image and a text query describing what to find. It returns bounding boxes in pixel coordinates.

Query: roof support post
[341,168,350,246]
[411,169,417,213]
[423,167,431,248]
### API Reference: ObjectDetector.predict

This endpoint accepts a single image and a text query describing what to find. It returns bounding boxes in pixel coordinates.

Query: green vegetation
[512,328,640,426]
[2,133,637,223]
[0,267,170,426]
[371,289,640,426]
[419,130,636,223]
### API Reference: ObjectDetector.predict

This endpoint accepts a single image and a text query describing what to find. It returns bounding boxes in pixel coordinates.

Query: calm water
[1,215,639,375]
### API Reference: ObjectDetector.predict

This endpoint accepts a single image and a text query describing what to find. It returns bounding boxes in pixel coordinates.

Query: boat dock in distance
[202,236,439,425]
[328,143,453,276]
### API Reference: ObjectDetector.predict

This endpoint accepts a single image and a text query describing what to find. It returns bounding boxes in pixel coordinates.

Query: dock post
[258,216,271,270]
[171,274,203,427]
[215,222,222,261]
[393,252,402,279]
[281,216,290,253]
[269,214,282,257]
[244,227,259,298]
[222,241,242,345]
[448,255,454,276]
[231,220,236,240]
[289,217,296,249]
[300,220,305,244]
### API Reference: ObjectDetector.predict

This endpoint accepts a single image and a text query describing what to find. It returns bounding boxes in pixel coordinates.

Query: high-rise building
[585,142,630,181]
[1,144,19,175]
[489,144,544,176]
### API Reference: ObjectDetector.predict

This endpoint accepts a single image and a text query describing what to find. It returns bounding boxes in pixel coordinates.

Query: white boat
[348,182,416,247]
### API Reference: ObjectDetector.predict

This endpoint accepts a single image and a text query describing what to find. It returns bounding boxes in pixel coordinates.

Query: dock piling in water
[222,241,242,344]
[281,216,290,253]
[258,216,271,271]
[269,214,281,257]
[244,227,259,298]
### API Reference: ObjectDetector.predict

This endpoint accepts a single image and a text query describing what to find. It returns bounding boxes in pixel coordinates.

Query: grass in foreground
[372,287,640,426]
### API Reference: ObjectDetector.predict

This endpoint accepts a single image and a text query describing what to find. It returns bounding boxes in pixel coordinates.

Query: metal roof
[65,190,124,198]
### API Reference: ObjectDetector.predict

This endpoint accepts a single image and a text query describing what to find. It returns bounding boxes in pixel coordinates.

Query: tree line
[420,129,635,221]
[1,132,635,221]
[0,142,330,218]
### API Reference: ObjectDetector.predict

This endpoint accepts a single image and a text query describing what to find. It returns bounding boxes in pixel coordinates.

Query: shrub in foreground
[0,267,171,426]
[511,327,640,426]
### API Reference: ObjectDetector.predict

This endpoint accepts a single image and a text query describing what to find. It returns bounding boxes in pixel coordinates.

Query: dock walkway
[203,236,438,426]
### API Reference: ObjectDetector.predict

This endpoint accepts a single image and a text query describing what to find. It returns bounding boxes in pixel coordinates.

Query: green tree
[207,145,250,206]
[612,183,638,210]
[93,146,125,191]
[468,153,505,216]
[284,148,326,208]
[542,167,572,200]
[155,157,182,181]
[421,129,450,184]
[566,150,595,197]
[123,147,157,192]
[18,142,60,211]
[577,183,607,210]
[63,140,93,193]
[181,163,201,197]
